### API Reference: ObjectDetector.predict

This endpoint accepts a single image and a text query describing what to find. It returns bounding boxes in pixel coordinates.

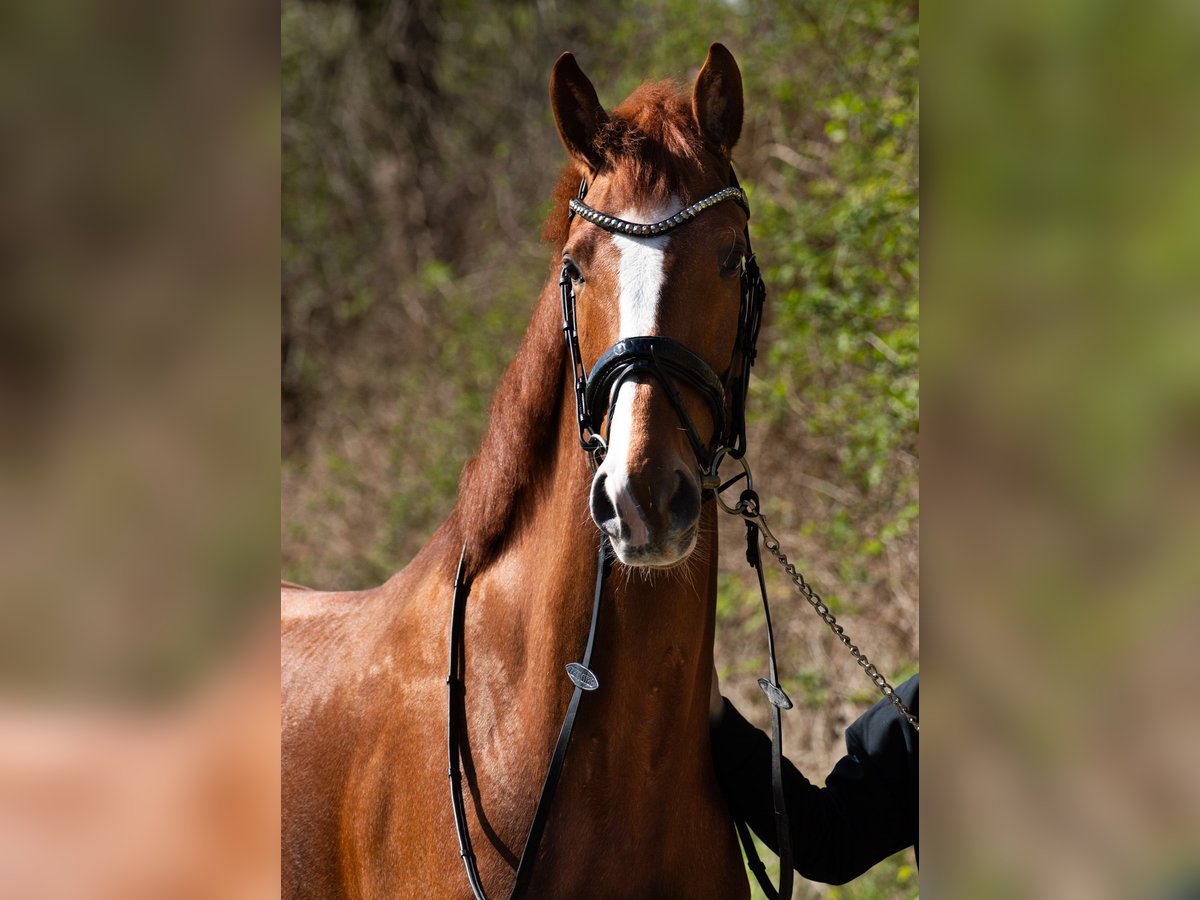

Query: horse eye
[719,245,745,279]
[563,257,585,285]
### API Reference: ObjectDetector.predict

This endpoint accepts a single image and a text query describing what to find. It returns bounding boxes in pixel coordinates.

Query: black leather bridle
[447,169,794,900]
[560,170,765,479]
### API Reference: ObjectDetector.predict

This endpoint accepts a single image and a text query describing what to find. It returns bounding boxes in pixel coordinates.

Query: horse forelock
[598,81,707,192]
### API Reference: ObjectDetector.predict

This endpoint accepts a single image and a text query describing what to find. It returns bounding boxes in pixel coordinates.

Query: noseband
[560,169,766,478]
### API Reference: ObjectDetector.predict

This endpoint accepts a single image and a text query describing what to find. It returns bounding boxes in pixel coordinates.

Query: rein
[448,539,612,899]
[446,168,915,900]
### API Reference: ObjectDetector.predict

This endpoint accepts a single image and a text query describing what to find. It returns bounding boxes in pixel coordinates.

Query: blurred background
[924,0,1200,896]
[281,1,918,895]
[1,0,279,895]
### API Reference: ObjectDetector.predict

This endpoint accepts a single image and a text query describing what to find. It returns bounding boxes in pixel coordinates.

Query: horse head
[551,44,751,569]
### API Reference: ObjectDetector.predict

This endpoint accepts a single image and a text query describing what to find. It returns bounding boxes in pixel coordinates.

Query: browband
[568,186,749,236]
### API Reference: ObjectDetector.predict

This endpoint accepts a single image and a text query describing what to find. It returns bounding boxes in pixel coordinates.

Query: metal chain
[711,454,919,733]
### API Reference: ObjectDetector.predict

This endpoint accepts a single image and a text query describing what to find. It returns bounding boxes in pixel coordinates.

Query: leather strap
[447,545,489,898]
[447,537,612,899]
[509,536,610,895]
[585,336,726,446]
[733,493,794,900]
[736,818,776,899]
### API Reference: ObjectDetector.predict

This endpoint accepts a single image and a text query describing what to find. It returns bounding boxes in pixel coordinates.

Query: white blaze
[600,200,677,544]
[613,223,670,340]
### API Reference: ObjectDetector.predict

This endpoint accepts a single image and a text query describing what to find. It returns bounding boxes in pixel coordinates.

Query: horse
[282,44,763,899]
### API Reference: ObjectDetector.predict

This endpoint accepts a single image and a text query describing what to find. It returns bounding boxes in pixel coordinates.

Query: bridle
[446,168,797,900]
[560,171,764,480]
[447,162,919,897]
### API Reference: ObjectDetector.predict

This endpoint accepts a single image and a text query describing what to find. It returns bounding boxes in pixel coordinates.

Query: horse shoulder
[280,563,457,898]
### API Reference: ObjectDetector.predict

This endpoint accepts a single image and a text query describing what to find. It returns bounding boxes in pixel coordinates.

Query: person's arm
[710,672,919,885]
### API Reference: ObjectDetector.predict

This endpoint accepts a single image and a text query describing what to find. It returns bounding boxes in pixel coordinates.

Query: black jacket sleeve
[709,674,918,885]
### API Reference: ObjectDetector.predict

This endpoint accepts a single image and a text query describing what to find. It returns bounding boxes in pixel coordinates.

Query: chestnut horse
[283,45,760,899]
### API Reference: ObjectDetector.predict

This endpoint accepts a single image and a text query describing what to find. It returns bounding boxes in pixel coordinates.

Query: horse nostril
[667,469,701,531]
[590,472,620,538]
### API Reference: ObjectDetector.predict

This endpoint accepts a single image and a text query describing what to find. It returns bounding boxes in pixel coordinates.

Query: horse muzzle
[589,465,701,567]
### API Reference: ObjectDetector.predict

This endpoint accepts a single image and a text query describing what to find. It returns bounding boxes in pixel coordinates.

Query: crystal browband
[568,186,749,236]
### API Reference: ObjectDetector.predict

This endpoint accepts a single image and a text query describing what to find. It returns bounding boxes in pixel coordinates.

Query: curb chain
[712,454,920,733]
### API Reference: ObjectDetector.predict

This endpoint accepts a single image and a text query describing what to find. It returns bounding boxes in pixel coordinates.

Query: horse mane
[446,267,566,572]
[452,80,710,570]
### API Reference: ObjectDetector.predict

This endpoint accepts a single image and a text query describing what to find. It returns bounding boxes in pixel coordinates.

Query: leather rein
[447,169,796,899]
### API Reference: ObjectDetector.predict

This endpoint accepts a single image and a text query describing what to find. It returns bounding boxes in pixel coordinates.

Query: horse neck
[504,413,720,692]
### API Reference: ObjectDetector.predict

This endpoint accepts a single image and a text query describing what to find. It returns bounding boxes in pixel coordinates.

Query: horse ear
[550,52,607,170]
[692,43,743,156]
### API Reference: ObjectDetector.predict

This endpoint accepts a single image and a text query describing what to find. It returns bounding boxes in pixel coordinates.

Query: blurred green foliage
[282,0,919,588]
[283,1,917,894]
